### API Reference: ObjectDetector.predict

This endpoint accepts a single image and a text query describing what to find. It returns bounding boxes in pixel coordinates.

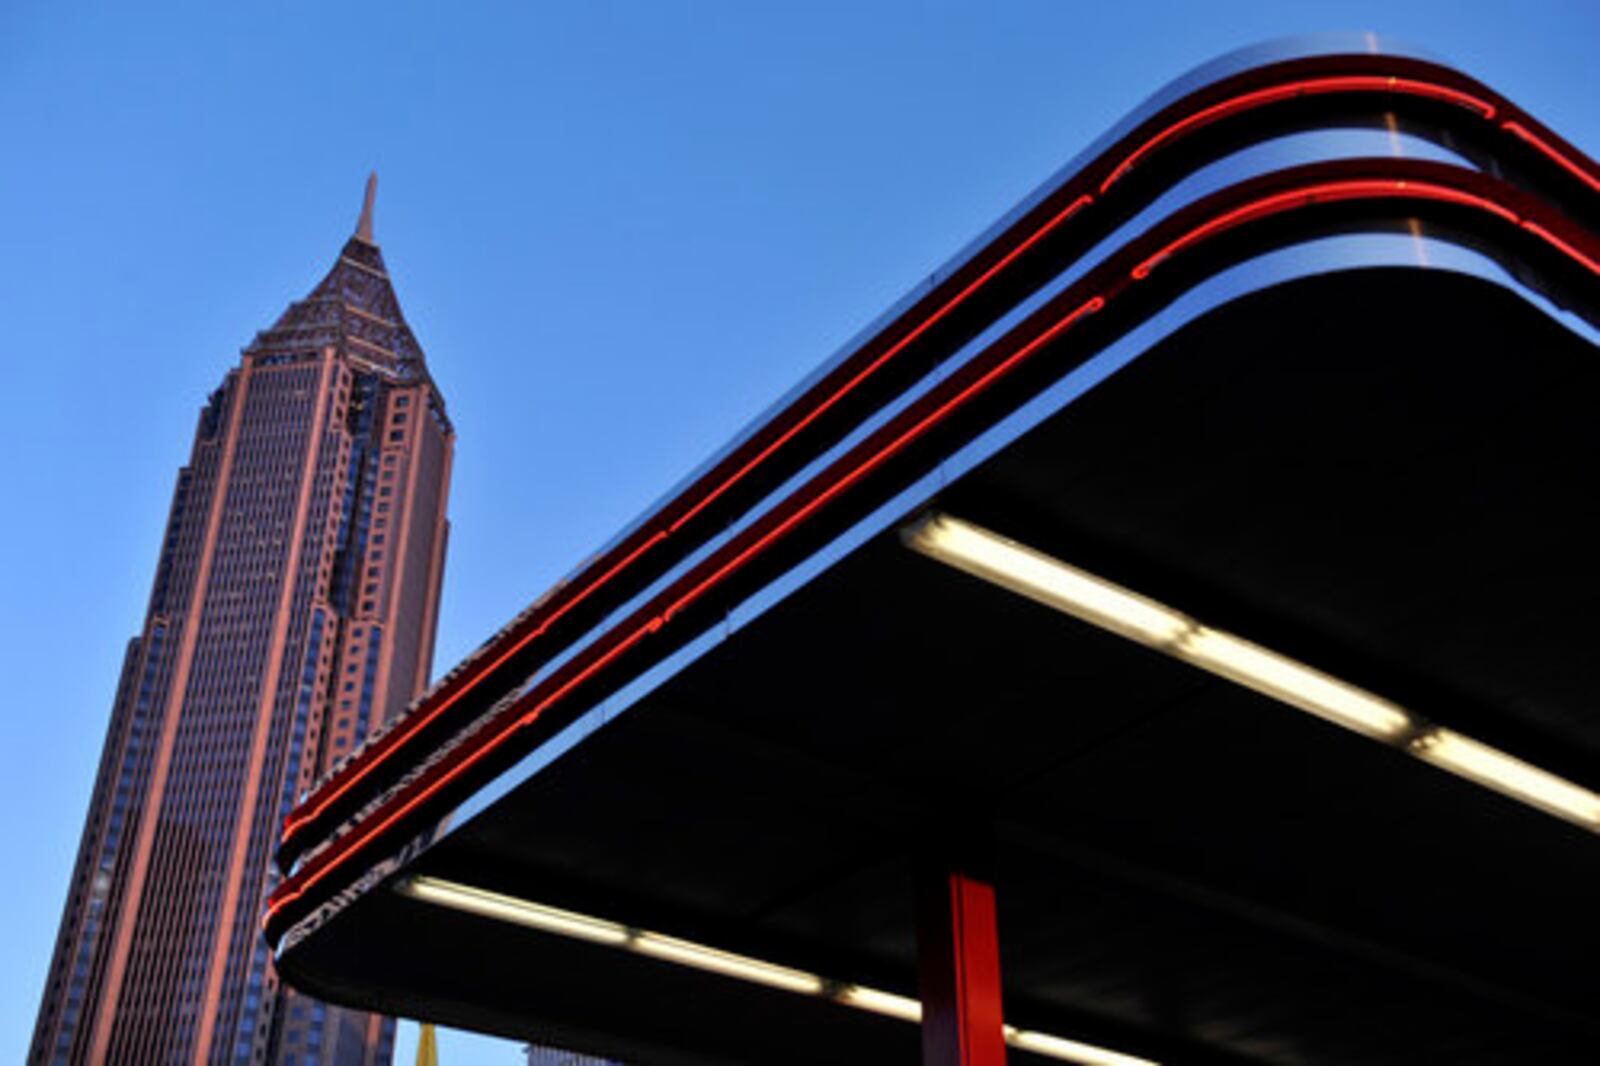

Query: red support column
[917,867,1008,1066]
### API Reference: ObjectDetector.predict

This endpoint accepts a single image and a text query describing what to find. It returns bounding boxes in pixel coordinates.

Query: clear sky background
[1,3,1595,1063]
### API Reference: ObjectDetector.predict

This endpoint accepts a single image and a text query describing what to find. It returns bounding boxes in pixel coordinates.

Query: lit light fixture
[1179,628,1410,739]
[1411,729,1600,827]
[904,513,1409,739]
[401,876,629,947]
[902,514,1191,647]
[1006,1027,1161,1066]
[399,875,1158,1065]
[838,985,923,1022]
[631,931,824,995]
[903,512,1600,831]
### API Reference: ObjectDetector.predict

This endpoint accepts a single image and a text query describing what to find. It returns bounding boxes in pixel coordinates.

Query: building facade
[31,178,454,1066]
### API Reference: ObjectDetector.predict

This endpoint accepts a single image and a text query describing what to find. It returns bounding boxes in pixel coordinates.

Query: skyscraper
[31,177,454,1066]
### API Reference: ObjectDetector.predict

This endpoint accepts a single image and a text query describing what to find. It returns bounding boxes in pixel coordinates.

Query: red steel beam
[919,870,1008,1066]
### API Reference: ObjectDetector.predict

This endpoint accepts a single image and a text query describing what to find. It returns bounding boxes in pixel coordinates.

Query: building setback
[31,178,454,1066]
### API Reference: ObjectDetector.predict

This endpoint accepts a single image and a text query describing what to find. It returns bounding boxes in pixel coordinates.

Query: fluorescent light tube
[1006,1026,1161,1066]
[904,511,1600,833]
[905,513,1408,739]
[904,514,1192,647]
[401,877,629,946]
[1178,628,1411,739]
[838,985,922,1021]
[1411,729,1600,828]
[631,932,825,995]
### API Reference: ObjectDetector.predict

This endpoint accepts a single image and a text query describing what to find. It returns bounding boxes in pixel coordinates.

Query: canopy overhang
[269,38,1600,1066]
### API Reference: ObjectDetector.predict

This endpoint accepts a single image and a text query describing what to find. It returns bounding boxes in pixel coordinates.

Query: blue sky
[2,3,1595,1063]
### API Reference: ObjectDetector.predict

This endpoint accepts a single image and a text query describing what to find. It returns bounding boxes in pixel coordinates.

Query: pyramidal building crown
[246,172,431,384]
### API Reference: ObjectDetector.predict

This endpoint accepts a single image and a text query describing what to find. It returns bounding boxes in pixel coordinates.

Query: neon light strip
[1502,120,1600,195]
[905,514,1600,829]
[398,876,1161,1066]
[1522,219,1600,276]
[269,170,1600,929]
[1101,75,1496,192]
[280,528,669,839]
[271,623,663,924]
[1132,178,1521,279]
[281,65,1566,853]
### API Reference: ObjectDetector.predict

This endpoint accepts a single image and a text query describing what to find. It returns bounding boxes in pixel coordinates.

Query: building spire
[355,172,378,244]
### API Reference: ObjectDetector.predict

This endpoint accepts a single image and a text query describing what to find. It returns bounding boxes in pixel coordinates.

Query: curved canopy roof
[268,40,1600,1066]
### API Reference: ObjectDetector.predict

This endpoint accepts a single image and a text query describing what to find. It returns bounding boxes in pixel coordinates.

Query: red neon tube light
[1101,75,1496,193]
[1132,178,1522,280]
[1522,220,1600,276]
[1502,120,1600,195]
[280,527,668,838]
